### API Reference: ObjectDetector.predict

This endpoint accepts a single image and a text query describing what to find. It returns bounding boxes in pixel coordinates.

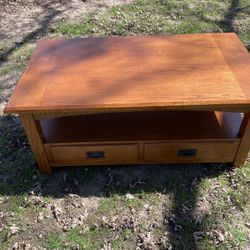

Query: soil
[0,0,131,44]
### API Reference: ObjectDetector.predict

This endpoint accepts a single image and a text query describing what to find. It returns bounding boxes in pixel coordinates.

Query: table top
[5,33,250,114]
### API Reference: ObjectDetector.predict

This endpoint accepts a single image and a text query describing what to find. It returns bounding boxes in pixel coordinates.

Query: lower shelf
[44,140,240,166]
[40,110,242,143]
[40,110,242,167]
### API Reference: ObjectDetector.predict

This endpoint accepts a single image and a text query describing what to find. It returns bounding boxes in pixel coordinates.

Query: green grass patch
[3,195,26,214]
[230,227,249,247]
[53,0,250,49]
[0,229,9,249]
[111,228,134,249]
[98,194,120,214]
[45,227,102,249]
[9,43,35,63]
[45,233,64,249]
[0,65,15,76]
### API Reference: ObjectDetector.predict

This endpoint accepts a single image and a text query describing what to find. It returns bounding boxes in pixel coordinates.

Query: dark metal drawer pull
[178,149,197,157]
[86,151,105,159]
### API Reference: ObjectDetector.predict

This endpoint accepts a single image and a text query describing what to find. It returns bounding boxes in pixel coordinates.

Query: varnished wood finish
[5,33,250,114]
[41,110,242,167]
[234,114,250,167]
[144,141,239,163]
[4,33,250,172]
[45,144,138,165]
[213,33,250,99]
[19,114,51,174]
[237,113,249,137]
[33,105,250,120]
[44,140,240,166]
[40,111,242,143]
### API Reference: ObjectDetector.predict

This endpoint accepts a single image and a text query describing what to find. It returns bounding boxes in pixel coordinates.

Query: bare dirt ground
[0,0,131,44]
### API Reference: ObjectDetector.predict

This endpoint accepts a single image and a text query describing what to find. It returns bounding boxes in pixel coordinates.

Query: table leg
[234,113,250,167]
[19,113,52,174]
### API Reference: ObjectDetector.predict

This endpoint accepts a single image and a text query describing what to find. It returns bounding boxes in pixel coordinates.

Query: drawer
[144,141,240,163]
[46,144,138,165]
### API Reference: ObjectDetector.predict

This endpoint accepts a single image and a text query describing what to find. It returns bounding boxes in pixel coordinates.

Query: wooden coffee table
[4,33,250,174]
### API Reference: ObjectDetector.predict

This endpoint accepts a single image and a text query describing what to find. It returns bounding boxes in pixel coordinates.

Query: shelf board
[40,111,242,143]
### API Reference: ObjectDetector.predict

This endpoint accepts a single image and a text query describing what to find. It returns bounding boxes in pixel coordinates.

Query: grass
[0,43,35,80]
[8,43,35,63]
[195,166,250,249]
[46,226,102,249]
[79,165,249,249]
[53,0,250,49]
[0,0,250,249]
[0,65,16,76]
[46,233,64,249]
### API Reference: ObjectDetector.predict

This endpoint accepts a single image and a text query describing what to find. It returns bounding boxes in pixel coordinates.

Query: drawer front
[144,141,239,163]
[47,144,138,165]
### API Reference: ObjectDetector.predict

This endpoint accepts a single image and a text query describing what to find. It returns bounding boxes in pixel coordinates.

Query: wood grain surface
[234,113,250,167]
[5,33,250,113]
[44,140,239,166]
[40,111,242,143]
[46,144,138,165]
[144,141,239,163]
[19,113,52,174]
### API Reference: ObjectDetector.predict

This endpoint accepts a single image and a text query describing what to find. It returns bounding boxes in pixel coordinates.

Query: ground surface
[0,0,250,249]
